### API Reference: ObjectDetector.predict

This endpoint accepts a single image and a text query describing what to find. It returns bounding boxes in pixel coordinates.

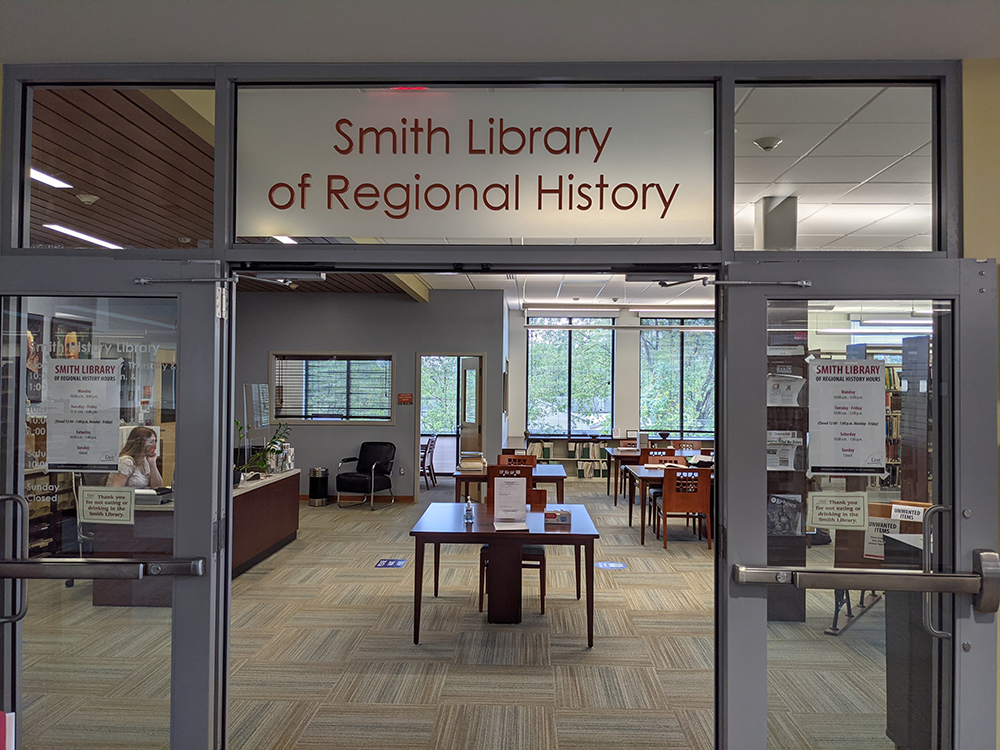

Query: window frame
[638,317,716,438]
[270,351,395,425]
[525,316,616,439]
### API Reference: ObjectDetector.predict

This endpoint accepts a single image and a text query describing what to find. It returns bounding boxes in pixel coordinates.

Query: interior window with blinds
[272,353,394,422]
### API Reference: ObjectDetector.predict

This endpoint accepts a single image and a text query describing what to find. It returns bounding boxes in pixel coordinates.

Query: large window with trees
[639,318,715,436]
[527,317,613,436]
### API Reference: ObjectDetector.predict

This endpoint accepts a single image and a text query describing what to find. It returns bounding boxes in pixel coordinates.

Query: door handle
[0,495,29,625]
[732,548,1000,614]
[1,494,205,624]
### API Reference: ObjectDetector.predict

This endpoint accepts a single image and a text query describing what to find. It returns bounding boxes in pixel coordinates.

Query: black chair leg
[539,556,546,615]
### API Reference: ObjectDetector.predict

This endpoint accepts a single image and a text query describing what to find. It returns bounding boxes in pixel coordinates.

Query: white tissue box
[544,509,572,525]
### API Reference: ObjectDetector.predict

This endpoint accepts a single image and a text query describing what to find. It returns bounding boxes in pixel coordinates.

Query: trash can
[308,467,329,507]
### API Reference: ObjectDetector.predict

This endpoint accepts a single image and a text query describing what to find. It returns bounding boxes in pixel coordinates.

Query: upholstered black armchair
[336,441,396,509]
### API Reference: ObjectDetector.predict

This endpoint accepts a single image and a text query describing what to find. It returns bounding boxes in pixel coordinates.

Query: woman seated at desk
[108,426,163,489]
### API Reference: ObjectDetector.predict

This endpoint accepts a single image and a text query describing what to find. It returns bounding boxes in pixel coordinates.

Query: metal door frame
[0,255,232,749]
[717,255,998,749]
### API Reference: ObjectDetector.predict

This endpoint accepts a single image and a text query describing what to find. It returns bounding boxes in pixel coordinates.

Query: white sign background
[236,87,714,240]
[79,486,135,525]
[808,359,886,475]
[45,359,122,471]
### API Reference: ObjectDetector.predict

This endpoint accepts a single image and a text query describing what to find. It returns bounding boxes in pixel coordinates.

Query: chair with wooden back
[640,447,676,465]
[479,465,547,613]
[419,434,438,490]
[652,467,713,549]
[671,439,702,452]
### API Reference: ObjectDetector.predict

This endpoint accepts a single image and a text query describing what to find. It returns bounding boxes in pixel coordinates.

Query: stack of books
[459,451,486,470]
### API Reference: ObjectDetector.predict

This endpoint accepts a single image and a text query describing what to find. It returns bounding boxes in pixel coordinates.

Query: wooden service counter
[232,469,301,577]
[92,469,301,606]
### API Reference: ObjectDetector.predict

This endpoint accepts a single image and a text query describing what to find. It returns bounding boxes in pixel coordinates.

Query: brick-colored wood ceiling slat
[29,88,214,249]
[236,274,405,294]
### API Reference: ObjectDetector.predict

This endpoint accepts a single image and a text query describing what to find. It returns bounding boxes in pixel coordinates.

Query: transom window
[272,353,393,422]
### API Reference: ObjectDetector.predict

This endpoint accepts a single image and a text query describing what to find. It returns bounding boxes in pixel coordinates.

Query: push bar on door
[0,558,205,579]
[732,548,1000,614]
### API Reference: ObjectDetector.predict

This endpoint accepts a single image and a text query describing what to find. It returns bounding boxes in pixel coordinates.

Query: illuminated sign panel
[236,87,714,242]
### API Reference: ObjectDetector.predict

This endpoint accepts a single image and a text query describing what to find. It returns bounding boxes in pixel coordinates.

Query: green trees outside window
[527,318,613,436]
[420,356,460,435]
[640,318,715,436]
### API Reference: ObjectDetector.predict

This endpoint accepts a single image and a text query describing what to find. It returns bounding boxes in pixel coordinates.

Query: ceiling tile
[849,205,932,235]
[851,87,933,124]
[734,123,839,157]
[797,204,903,234]
[776,155,897,183]
[835,183,932,204]
[824,234,915,249]
[735,86,880,124]
[810,123,931,157]
[735,156,799,183]
[869,156,933,183]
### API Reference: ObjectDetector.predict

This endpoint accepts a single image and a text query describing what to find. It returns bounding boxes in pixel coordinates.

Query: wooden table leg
[613,458,619,506]
[433,542,440,597]
[454,478,462,503]
[557,478,564,504]
[639,479,646,546]
[585,540,595,648]
[413,538,424,644]
[606,454,611,496]
[575,544,581,600]
[627,473,635,527]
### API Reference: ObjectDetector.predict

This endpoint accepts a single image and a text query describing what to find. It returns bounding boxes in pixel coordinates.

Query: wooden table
[410,502,599,646]
[453,463,567,504]
[604,447,641,503]
[622,463,713,546]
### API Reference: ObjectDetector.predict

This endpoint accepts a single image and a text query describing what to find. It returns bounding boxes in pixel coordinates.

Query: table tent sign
[236,88,714,241]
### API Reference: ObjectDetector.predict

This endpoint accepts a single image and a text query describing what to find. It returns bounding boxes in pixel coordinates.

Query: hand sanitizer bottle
[464,500,474,524]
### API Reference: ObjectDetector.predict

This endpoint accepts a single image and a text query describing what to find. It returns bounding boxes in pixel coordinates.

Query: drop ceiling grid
[734,85,934,249]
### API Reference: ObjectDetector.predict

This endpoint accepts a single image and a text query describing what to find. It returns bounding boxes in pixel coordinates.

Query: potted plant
[234,421,291,484]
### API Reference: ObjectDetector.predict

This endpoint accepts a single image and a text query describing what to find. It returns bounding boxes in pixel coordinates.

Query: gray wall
[235,288,506,496]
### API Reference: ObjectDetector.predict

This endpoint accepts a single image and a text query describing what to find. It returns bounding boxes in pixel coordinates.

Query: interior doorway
[417,354,486,487]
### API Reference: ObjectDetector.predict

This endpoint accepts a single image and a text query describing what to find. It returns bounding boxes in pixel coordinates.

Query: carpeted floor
[20,478,896,749]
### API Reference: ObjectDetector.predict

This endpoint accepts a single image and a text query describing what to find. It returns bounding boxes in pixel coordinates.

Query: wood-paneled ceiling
[27,87,410,295]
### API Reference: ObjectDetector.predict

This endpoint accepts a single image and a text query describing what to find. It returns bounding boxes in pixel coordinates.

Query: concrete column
[754,195,797,250]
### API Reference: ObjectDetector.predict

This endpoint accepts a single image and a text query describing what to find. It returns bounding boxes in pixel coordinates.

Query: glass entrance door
[719,257,998,749]
[0,257,229,749]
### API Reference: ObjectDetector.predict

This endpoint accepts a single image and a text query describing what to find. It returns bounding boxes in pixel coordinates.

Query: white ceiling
[424,272,716,311]
[2,1,998,64]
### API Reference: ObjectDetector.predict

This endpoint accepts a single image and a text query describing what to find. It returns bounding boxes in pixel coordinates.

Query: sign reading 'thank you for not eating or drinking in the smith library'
[235,87,714,241]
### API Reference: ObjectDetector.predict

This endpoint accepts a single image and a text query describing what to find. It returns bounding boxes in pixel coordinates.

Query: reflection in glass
[765,299,951,749]
[7,296,178,748]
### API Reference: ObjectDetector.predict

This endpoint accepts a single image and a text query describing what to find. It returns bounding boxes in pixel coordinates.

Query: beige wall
[961,58,1000,747]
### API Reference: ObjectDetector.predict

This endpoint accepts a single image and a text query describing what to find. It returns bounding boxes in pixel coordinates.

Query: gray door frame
[0,256,232,749]
[718,255,998,749]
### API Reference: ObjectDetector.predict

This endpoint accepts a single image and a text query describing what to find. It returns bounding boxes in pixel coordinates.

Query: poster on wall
[45,359,123,471]
[807,359,886,475]
[51,316,92,359]
[25,314,44,404]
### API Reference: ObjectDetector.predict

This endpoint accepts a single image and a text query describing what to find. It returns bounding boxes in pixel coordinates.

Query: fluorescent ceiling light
[273,235,297,244]
[42,223,122,250]
[861,319,935,325]
[30,169,72,188]
[819,327,933,335]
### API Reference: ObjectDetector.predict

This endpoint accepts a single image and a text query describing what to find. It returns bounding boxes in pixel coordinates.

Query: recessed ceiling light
[273,235,297,244]
[30,168,72,188]
[42,223,123,250]
[753,136,783,152]
[76,193,99,205]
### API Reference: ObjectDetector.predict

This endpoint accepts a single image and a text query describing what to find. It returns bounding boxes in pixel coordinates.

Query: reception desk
[92,469,301,606]
[232,469,301,576]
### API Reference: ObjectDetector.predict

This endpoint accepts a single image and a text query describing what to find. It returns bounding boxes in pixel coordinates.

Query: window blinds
[272,354,392,421]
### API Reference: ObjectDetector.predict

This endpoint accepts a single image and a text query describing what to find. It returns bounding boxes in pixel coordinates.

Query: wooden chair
[419,434,438,490]
[671,439,702,452]
[652,467,712,549]
[479,487,548,613]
